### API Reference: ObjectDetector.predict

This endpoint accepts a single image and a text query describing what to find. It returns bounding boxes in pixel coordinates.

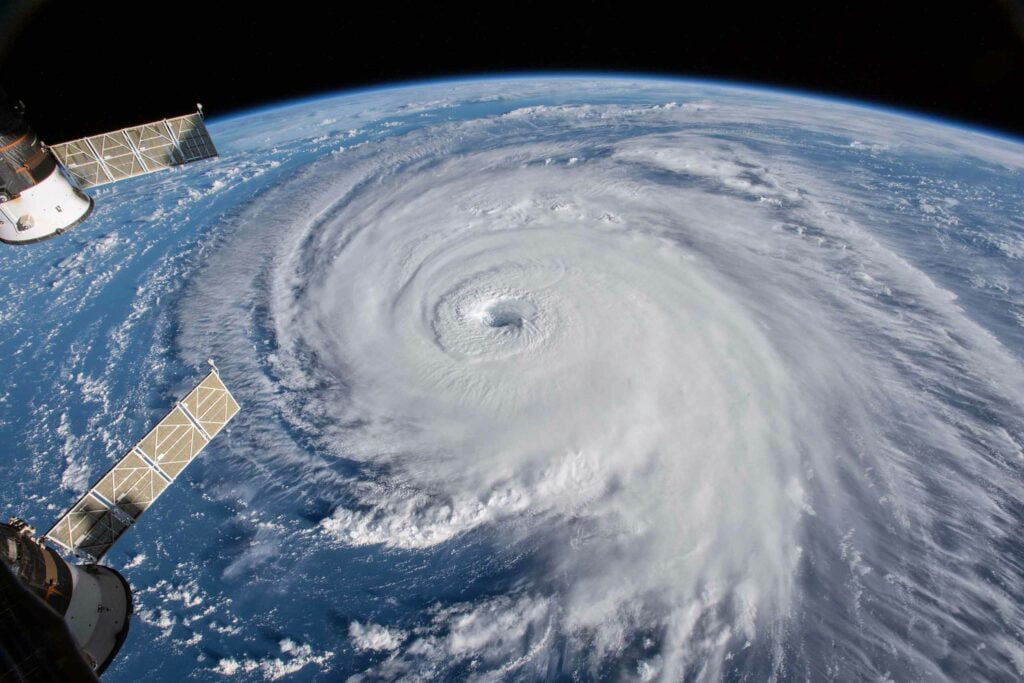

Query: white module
[0,166,93,244]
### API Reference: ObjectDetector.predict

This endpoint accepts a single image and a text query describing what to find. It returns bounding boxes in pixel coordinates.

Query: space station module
[0,365,239,677]
[0,89,216,245]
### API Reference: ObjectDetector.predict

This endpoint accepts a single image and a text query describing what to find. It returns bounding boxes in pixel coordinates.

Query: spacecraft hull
[2,88,216,246]
[64,562,132,673]
[0,165,94,244]
[0,522,132,674]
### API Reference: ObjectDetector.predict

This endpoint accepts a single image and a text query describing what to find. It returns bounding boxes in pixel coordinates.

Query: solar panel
[181,371,240,439]
[45,493,129,561]
[92,450,171,520]
[44,369,239,560]
[135,405,209,479]
[165,115,218,163]
[48,112,217,189]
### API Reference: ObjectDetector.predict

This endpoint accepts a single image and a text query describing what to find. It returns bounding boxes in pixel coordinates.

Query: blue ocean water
[1,76,1023,681]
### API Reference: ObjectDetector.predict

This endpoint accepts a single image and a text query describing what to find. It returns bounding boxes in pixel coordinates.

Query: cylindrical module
[0,522,132,674]
[0,93,93,245]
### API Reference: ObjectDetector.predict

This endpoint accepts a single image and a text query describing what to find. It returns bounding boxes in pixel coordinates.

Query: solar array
[45,370,239,560]
[48,112,217,189]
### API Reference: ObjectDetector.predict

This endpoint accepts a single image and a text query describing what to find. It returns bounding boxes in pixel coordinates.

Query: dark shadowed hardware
[0,363,239,678]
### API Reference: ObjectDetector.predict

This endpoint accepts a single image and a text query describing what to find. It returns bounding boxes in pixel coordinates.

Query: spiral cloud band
[171,82,1024,680]
[18,79,1020,679]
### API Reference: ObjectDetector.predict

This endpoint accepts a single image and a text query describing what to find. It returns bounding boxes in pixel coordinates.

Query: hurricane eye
[483,306,524,329]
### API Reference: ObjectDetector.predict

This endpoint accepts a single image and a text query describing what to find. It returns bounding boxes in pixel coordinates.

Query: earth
[2,76,1023,681]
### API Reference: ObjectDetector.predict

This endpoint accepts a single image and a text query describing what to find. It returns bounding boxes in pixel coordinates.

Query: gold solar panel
[181,371,240,438]
[93,450,170,520]
[45,493,130,560]
[135,405,209,479]
[45,369,239,560]
[49,112,218,189]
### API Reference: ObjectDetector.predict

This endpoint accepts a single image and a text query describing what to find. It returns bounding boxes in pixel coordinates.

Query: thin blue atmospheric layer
[0,76,1022,681]
[215,72,1024,146]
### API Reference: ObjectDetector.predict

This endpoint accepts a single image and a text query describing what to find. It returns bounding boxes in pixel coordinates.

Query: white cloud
[348,621,406,652]
[212,639,333,680]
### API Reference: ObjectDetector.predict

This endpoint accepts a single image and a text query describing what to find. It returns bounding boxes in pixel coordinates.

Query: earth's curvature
[2,76,1024,681]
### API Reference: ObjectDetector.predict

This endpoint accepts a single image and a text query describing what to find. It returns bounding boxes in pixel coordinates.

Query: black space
[1,1,1022,142]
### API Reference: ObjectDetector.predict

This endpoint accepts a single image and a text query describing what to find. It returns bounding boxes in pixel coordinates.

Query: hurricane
[3,77,1024,681]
